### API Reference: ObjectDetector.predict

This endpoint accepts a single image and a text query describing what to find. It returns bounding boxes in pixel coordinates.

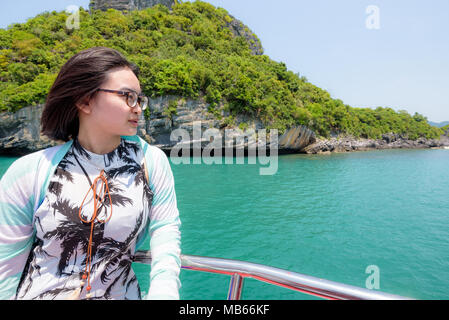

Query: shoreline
[1,137,449,157]
[302,134,449,155]
[303,145,449,156]
[1,128,448,157]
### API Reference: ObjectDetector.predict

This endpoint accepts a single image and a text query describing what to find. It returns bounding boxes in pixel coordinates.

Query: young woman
[0,47,181,300]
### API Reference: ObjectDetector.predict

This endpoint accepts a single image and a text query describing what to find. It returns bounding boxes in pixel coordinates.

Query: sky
[1,0,448,122]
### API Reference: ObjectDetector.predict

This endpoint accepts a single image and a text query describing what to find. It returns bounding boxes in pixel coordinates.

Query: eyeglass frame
[96,88,149,111]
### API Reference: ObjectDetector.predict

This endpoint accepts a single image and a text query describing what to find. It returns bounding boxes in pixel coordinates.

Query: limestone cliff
[225,15,263,56]
[0,105,56,155]
[2,97,448,156]
[0,96,313,155]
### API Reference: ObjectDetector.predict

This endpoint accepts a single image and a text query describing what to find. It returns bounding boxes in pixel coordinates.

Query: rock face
[2,99,448,156]
[139,96,279,153]
[0,105,58,155]
[303,133,449,154]
[278,125,316,152]
[225,15,264,56]
[89,0,176,11]
[1,101,449,156]
[0,97,314,156]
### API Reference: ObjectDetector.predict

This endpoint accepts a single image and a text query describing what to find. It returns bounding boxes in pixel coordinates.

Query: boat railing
[133,251,413,300]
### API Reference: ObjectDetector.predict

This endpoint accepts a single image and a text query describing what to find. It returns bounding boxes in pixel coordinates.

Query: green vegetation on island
[442,124,449,134]
[0,1,443,140]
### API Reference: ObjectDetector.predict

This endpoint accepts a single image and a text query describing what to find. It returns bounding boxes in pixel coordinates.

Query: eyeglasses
[96,89,149,111]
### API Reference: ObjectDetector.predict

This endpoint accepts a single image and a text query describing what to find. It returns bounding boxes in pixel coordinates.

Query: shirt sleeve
[145,146,181,300]
[0,156,37,300]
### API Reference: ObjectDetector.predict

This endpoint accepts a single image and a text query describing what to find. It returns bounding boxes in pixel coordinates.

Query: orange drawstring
[78,170,112,298]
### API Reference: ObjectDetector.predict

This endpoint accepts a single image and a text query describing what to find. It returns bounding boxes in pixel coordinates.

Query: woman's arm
[145,146,181,300]
[0,156,37,300]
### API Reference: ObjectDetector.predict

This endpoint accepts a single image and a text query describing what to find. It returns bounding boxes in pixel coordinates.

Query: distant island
[0,0,448,155]
[428,121,449,128]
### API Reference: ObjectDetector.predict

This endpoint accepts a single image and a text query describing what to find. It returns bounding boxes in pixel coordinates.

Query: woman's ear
[76,96,92,115]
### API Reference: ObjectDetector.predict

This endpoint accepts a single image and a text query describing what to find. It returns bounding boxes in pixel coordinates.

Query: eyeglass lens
[127,92,148,110]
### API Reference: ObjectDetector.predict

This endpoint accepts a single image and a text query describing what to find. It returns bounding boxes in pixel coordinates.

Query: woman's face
[84,67,143,138]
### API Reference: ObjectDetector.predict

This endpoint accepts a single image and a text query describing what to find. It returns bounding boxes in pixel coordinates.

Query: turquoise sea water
[1,149,448,300]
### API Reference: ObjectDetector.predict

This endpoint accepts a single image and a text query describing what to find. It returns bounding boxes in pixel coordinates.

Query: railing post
[227,273,244,300]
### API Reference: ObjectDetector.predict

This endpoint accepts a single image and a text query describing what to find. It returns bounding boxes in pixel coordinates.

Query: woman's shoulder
[9,142,72,170]
[1,142,72,187]
[122,135,168,162]
[141,142,171,173]
[121,136,172,184]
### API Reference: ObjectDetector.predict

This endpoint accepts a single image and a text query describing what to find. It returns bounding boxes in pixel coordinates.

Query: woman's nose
[133,105,142,116]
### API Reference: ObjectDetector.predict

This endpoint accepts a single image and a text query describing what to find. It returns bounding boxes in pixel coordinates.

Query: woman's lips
[129,120,139,127]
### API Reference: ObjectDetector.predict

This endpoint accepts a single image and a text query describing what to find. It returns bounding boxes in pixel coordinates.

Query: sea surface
[1,148,448,300]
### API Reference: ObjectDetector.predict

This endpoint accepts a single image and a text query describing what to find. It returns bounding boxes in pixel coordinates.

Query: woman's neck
[76,131,121,155]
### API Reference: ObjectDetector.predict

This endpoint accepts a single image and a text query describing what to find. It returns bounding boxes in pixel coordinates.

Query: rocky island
[1,0,448,156]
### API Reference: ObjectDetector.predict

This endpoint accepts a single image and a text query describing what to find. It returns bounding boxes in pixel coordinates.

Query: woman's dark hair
[41,47,140,142]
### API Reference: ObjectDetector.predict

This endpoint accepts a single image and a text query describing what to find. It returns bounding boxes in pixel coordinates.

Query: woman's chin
[126,127,138,136]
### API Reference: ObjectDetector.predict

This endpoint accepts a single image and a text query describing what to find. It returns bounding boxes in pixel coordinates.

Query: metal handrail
[133,251,414,300]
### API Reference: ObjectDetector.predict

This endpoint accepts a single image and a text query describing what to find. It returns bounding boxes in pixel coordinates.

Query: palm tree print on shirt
[16,138,153,300]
